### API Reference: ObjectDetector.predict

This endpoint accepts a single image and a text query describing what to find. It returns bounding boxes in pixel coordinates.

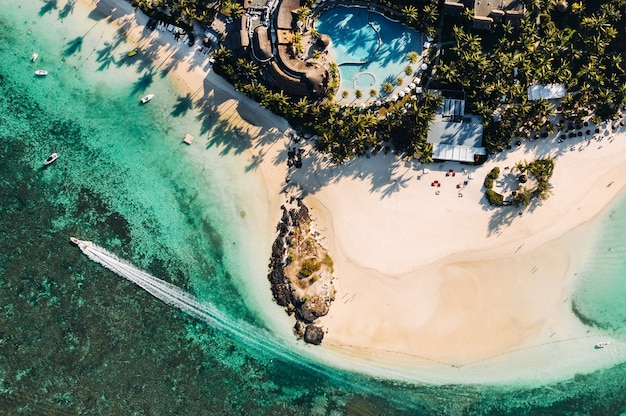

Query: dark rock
[304,325,324,345]
[295,295,329,323]
[294,321,305,338]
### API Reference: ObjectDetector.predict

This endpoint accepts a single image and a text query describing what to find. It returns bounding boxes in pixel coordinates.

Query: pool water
[315,6,422,104]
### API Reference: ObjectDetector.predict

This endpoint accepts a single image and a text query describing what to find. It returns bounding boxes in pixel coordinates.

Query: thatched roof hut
[317,34,331,49]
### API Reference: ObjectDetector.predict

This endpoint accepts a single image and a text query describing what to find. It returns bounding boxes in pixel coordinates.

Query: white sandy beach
[83,0,626,383]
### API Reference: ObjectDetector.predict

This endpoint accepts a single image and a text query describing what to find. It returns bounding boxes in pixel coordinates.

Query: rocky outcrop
[303,325,324,345]
[267,198,335,345]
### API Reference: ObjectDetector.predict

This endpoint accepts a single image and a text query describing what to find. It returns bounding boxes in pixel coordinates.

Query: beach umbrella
[519,174,528,183]
[375,100,382,106]
[404,87,411,94]
[398,91,405,98]
[414,77,421,84]
[415,87,423,94]
[391,95,398,102]
[409,83,416,90]
[421,63,428,71]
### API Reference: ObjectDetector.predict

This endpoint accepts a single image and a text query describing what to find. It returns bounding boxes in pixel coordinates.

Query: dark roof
[443,1,464,15]
[472,15,493,30]
[489,9,505,22]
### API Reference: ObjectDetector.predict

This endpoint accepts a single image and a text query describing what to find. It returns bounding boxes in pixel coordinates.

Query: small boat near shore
[43,152,58,166]
[595,341,609,349]
[141,94,154,104]
[34,69,48,76]
[31,52,38,62]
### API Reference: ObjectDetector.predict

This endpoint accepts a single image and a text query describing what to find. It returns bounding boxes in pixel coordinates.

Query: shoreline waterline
[4,0,626,396]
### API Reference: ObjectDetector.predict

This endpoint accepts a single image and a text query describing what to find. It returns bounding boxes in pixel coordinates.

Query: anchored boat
[141,94,154,104]
[43,152,58,166]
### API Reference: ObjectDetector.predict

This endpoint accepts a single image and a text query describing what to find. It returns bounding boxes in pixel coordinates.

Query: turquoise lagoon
[315,6,422,104]
[2,0,626,414]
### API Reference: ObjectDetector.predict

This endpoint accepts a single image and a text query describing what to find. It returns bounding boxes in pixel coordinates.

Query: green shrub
[299,258,320,277]
[484,177,494,189]
[487,166,500,179]
[485,190,504,206]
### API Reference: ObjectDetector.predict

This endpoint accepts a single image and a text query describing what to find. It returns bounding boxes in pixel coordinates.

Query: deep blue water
[2,1,626,414]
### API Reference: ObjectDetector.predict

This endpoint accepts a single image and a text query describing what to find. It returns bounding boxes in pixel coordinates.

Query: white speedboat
[141,94,154,104]
[43,152,58,166]
[595,341,609,349]
[31,52,38,62]
[34,69,48,76]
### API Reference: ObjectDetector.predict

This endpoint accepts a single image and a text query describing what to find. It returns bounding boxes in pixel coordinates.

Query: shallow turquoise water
[572,192,626,339]
[2,1,626,414]
[315,6,421,102]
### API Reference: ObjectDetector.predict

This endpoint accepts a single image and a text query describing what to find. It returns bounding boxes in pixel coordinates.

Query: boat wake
[70,237,302,364]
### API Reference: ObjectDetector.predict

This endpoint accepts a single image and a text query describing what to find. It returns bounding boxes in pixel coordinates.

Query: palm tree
[402,5,418,25]
[211,46,232,62]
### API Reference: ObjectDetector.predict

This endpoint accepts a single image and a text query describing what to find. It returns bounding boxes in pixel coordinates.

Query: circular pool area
[315,6,422,104]
[354,72,376,89]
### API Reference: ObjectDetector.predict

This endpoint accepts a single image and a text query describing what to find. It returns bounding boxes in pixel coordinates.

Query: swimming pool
[315,6,422,104]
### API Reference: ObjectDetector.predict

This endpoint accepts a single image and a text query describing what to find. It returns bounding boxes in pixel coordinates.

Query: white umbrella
[409,83,416,90]
[414,77,421,84]
[398,91,405,98]
[415,87,423,93]
[391,95,398,102]
[404,87,411,94]
[421,63,428,71]
[375,100,382,106]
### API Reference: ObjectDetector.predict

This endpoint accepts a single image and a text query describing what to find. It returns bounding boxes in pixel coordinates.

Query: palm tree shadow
[130,72,155,95]
[64,37,83,57]
[171,94,193,117]
[59,0,76,19]
[39,0,58,16]
[380,173,411,198]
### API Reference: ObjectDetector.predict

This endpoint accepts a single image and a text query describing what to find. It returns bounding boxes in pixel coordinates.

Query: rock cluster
[267,199,334,345]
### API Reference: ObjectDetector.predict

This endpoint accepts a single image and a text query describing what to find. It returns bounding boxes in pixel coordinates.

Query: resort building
[443,0,525,29]
[527,84,567,101]
[225,0,329,98]
[427,94,486,163]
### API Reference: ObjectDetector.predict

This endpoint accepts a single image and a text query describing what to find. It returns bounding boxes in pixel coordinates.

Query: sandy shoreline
[84,0,626,383]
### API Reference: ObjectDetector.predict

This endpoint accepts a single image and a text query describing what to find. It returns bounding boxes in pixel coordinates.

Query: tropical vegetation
[433,0,626,153]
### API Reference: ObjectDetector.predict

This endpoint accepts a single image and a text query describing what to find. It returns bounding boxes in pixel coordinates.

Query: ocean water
[1,1,626,414]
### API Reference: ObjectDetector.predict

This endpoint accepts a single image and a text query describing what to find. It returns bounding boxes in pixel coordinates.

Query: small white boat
[34,69,48,76]
[141,94,154,104]
[43,152,58,166]
[31,52,38,62]
[595,341,609,349]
